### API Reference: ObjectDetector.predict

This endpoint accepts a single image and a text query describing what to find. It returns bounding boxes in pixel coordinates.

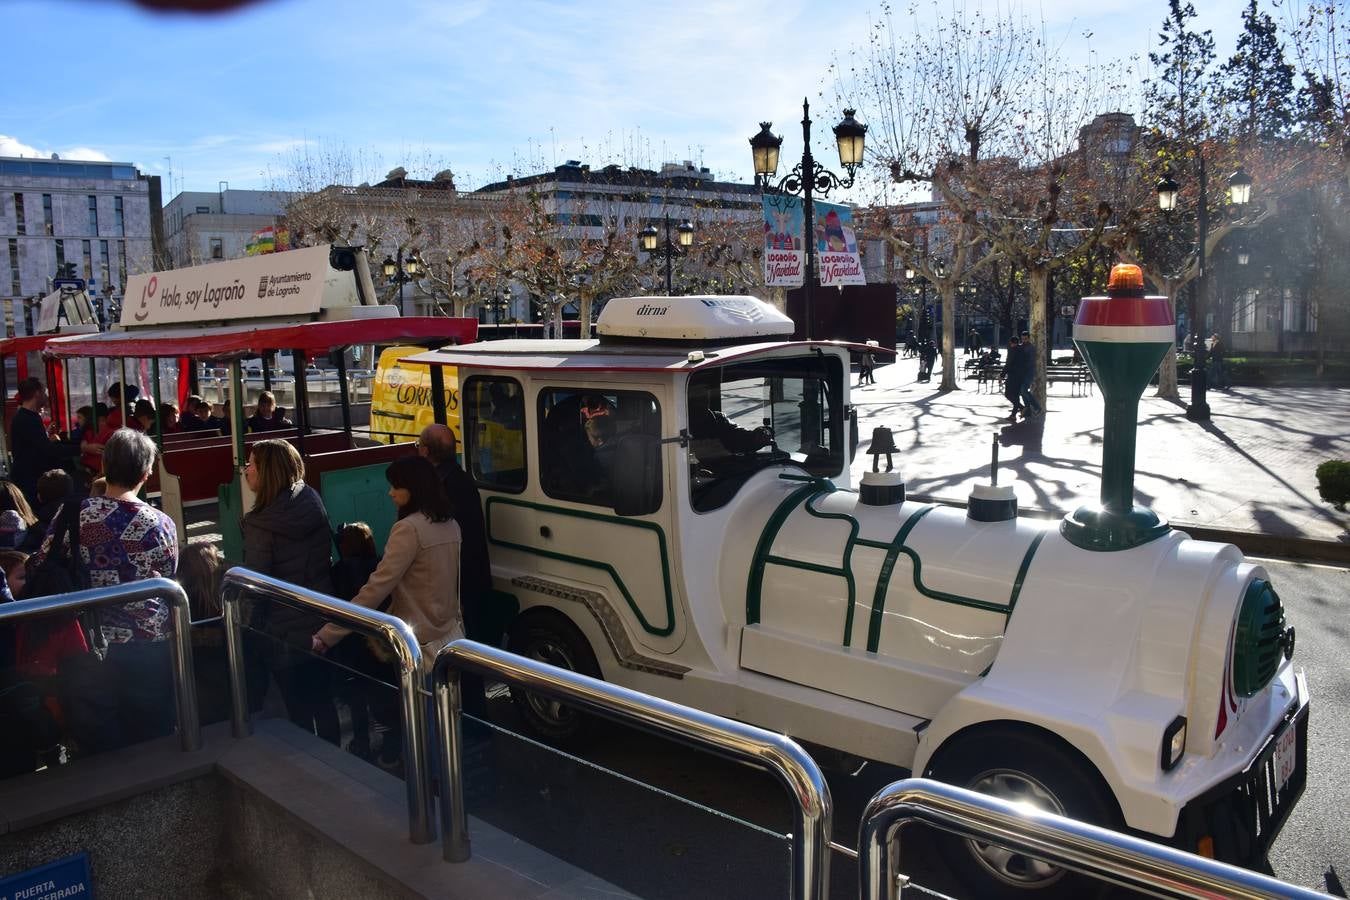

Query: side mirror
[611,433,663,517]
[848,407,859,462]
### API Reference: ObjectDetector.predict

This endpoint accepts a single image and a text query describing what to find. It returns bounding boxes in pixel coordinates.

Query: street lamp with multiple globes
[1155,163,1252,421]
[381,249,423,316]
[639,214,695,295]
[750,101,867,339]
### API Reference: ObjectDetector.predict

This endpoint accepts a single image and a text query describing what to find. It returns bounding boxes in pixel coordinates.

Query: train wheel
[927,725,1121,900]
[507,611,602,743]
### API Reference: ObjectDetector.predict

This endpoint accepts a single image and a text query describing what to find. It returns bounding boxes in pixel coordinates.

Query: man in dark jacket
[8,379,76,505]
[418,423,491,719]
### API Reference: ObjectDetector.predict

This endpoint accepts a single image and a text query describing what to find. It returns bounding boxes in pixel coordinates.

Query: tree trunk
[1154,284,1182,400]
[939,282,957,391]
[578,293,594,336]
[1028,266,1048,408]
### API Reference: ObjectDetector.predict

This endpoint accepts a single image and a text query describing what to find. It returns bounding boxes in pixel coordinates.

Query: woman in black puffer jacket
[242,439,338,743]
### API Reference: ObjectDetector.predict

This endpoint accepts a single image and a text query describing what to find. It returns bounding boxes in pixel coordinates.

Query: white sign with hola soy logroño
[120,245,331,327]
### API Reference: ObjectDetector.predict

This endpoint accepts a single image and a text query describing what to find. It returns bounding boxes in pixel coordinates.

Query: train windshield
[687,354,844,512]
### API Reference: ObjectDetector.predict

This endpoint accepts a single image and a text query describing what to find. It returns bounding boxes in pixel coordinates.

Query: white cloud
[63,147,111,162]
[0,134,112,161]
[0,135,43,158]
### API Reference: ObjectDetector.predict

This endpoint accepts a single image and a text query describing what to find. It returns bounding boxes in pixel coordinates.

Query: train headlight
[1233,579,1287,698]
[1161,715,1188,772]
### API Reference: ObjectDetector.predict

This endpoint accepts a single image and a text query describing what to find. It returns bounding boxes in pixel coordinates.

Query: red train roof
[44,316,478,360]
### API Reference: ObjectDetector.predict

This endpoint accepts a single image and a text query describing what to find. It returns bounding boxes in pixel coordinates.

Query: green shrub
[1316,460,1350,511]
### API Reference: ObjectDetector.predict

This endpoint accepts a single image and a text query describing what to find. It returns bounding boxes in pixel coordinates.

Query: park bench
[973,362,1093,396]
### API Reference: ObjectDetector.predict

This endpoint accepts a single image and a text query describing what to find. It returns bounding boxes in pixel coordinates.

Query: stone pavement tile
[856,356,1350,544]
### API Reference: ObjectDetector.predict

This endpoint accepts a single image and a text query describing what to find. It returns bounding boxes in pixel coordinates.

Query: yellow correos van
[370,345,460,446]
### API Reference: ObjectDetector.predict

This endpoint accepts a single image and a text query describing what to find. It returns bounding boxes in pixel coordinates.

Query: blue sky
[3,0,1249,198]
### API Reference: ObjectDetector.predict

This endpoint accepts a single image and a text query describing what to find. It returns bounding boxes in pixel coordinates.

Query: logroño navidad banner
[761,195,866,288]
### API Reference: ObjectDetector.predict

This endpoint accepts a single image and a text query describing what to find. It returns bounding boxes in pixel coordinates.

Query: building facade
[476,160,763,305]
[476,159,761,238]
[163,188,294,267]
[0,156,161,334]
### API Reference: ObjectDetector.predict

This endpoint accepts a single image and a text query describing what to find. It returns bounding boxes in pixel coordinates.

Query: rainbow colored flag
[245,226,289,256]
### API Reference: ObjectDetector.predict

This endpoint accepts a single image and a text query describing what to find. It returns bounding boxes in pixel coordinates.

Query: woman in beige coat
[313,455,461,768]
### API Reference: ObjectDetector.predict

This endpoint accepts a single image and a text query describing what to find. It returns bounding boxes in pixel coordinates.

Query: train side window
[463,375,527,492]
[537,387,662,510]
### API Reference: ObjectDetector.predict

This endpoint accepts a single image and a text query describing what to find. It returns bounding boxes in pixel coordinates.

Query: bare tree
[843,4,1128,402]
[1283,0,1350,373]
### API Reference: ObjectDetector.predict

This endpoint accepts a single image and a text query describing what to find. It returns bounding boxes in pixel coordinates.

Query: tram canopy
[45,316,478,360]
[0,334,69,357]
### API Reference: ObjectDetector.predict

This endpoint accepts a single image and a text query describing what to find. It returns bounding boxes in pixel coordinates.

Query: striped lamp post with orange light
[1061,264,1176,552]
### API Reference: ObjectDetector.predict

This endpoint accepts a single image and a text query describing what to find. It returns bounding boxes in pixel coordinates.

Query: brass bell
[869,426,899,472]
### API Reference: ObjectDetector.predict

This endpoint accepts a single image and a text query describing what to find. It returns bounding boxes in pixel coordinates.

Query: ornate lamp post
[750,102,866,340]
[904,265,922,337]
[1156,164,1251,421]
[640,215,695,295]
[381,249,423,316]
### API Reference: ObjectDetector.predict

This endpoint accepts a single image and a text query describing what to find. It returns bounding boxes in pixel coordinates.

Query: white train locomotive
[409,266,1306,896]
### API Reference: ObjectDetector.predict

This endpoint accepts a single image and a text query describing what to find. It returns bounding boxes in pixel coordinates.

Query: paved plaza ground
[850,354,1350,550]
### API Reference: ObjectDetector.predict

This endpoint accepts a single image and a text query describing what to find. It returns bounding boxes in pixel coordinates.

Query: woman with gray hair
[31,428,179,752]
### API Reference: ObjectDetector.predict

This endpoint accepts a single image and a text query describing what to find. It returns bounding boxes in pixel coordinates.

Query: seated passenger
[158,403,182,434]
[687,379,771,462]
[179,395,207,432]
[585,415,617,486]
[580,394,615,422]
[246,391,282,433]
[132,399,158,435]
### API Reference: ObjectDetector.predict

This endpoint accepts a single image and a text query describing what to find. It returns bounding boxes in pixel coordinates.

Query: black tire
[926,725,1122,900]
[506,611,602,744]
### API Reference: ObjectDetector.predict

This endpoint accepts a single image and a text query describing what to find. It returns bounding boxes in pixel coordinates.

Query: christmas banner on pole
[815,200,866,287]
[761,195,866,287]
[762,194,804,287]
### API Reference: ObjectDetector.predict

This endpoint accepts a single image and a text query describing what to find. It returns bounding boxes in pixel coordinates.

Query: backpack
[23,500,104,663]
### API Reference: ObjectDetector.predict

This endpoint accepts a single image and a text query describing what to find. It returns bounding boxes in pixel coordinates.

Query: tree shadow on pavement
[1197,417,1347,532]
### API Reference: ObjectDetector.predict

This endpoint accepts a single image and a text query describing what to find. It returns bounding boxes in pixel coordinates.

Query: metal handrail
[858,778,1323,900]
[432,639,832,900]
[219,567,436,844]
[0,577,200,753]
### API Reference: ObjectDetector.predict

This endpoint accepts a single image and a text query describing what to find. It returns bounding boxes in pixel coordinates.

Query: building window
[100,240,111,289]
[87,195,98,236]
[82,240,92,280]
[13,193,25,235]
[8,238,20,296]
[1231,289,1257,333]
[118,241,127,286]
[55,239,66,271]
[195,205,211,214]
[42,194,53,236]
[114,196,124,236]
[209,238,224,259]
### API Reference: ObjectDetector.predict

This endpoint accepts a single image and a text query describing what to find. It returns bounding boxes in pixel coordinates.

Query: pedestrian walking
[242,439,340,745]
[417,423,491,721]
[1015,332,1043,420]
[313,456,463,771]
[918,339,937,383]
[1208,334,1229,390]
[859,342,877,386]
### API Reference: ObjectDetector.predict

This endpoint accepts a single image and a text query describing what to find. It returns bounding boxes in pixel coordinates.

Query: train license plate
[1274,722,1298,790]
